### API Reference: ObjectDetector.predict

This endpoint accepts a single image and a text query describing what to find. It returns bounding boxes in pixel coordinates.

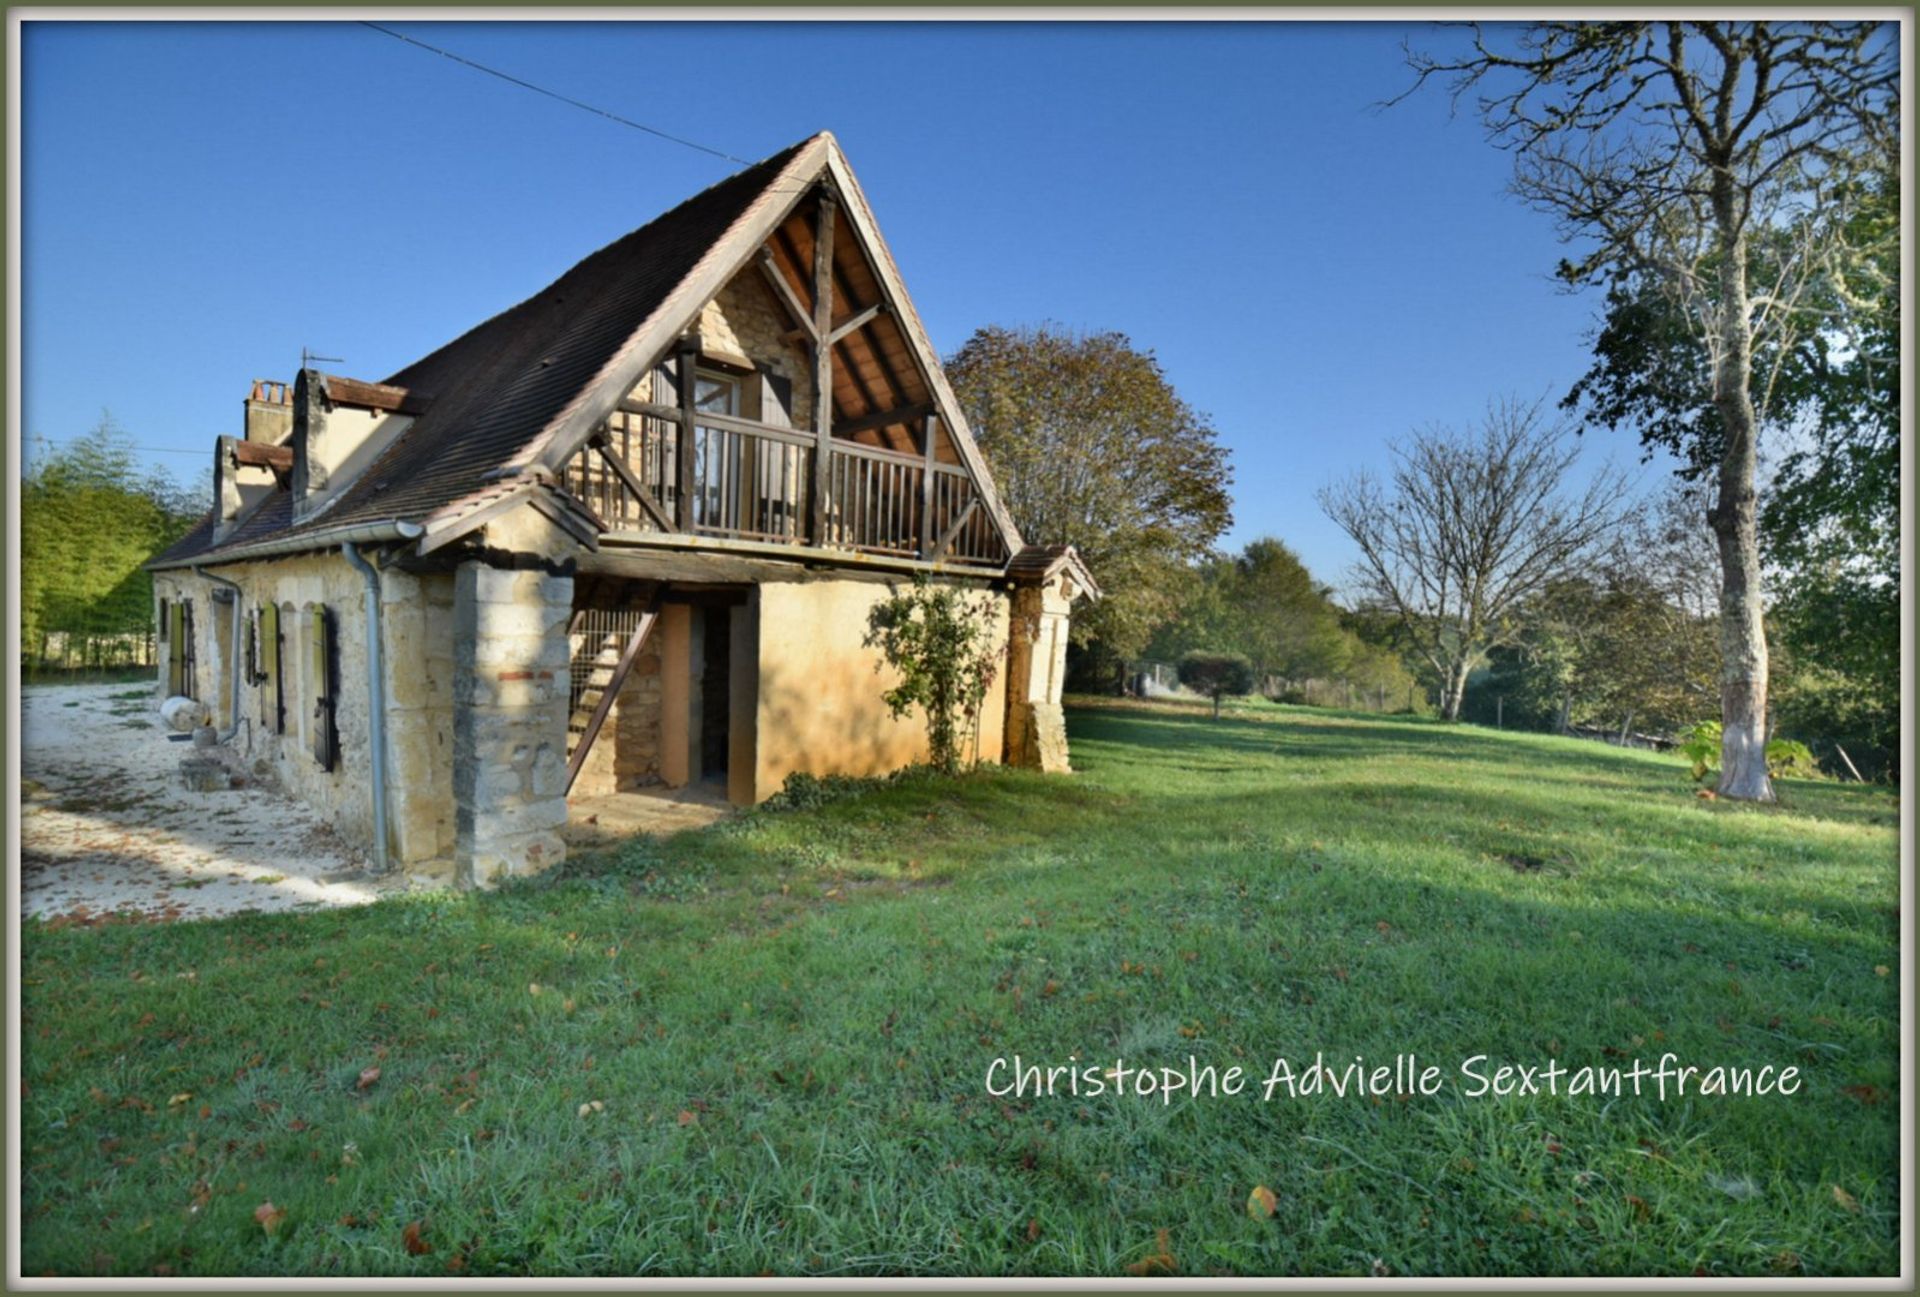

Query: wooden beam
[808,192,837,544]
[591,438,672,531]
[618,398,682,423]
[931,497,978,561]
[319,373,431,416]
[757,250,816,341]
[826,302,885,345]
[564,590,665,795]
[676,341,698,532]
[580,539,1004,587]
[830,401,933,439]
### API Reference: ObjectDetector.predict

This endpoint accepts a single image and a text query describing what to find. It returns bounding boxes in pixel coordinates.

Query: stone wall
[567,634,663,799]
[152,554,457,879]
[621,268,815,422]
[452,563,574,889]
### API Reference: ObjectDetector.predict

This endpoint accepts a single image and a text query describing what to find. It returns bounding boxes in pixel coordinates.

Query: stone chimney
[244,379,293,444]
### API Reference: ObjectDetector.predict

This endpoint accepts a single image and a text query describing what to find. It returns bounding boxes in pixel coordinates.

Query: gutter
[149,519,425,572]
[191,566,247,743]
[341,543,394,876]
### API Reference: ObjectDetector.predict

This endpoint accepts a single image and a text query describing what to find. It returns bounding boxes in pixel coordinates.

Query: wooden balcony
[559,400,1007,568]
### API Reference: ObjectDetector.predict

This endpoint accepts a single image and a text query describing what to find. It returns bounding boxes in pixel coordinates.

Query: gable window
[308,605,338,771]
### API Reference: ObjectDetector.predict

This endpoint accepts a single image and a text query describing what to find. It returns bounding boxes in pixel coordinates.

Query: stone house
[147,132,1096,889]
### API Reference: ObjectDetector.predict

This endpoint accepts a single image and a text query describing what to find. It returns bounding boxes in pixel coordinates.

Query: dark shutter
[180,601,197,701]
[309,606,337,771]
[165,600,183,696]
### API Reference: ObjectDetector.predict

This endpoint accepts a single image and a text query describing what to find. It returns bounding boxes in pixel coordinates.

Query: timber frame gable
[441,132,1024,570]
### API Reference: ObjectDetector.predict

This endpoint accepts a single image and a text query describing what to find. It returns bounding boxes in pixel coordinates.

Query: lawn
[18,699,1902,1277]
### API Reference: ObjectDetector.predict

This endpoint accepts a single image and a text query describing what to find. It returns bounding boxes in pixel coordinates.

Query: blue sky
[21,19,1644,585]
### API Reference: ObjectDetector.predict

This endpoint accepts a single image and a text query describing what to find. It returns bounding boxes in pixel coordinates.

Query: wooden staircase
[563,592,666,795]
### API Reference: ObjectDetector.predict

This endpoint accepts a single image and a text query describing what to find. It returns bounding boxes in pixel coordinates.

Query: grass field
[18,699,1902,1277]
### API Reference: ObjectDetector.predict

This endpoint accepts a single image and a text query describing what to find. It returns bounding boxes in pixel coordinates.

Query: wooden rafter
[756,250,816,341]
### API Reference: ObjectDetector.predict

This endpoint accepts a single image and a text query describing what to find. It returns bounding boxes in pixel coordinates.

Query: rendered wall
[749,578,1009,803]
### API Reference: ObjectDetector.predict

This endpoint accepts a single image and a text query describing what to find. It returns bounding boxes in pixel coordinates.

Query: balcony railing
[561,404,1006,567]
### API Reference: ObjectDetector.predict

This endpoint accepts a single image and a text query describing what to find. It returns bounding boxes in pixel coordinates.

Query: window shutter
[259,604,285,734]
[309,606,337,771]
[181,601,197,701]
[165,600,183,696]
[762,372,794,427]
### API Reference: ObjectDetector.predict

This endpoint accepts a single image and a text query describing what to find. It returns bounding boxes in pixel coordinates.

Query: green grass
[20,699,1900,1277]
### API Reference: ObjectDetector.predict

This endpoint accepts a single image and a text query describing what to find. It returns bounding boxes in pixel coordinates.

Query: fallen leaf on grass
[1832,1184,1861,1213]
[403,1221,431,1255]
[1123,1229,1176,1275]
[355,1067,381,1091]
[1246,1185,1278,1219]
[253,1202,286,1235]
[1026,1217,1041,1242]
[677,1109,698,1126]
[167,1092,193,1107]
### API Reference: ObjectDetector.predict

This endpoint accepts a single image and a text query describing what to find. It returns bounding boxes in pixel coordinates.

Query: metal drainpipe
[191,566,247,743]
[341,543,393,876]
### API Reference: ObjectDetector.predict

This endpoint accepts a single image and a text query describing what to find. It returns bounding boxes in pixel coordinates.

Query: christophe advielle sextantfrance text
[984,1052,1803,1105]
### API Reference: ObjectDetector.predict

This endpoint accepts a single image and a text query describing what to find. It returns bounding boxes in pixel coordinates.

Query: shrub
[1178,651,1255,718]
[864,576,1003,774]
[1766,738,1820,780]
[1679,720,1722,782]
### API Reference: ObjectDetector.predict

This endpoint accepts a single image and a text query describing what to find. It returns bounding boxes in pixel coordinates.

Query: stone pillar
[380,569,456,881]
[453,563,574,889]
[1004,577,1075,773]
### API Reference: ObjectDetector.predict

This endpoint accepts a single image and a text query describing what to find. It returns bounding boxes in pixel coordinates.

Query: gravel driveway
[18,682,417,922]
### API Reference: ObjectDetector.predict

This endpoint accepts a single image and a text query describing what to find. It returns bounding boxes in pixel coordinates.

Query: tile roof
[152,134,818,568]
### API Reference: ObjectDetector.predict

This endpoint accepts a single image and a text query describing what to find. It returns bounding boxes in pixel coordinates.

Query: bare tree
[1318,398,1631,720]
[1401,21,1898,799]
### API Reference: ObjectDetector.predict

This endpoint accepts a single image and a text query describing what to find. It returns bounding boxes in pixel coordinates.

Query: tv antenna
[301,347,345,371]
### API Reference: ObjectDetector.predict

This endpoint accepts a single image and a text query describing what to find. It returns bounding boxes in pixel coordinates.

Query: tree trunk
[1440,659,1470,721]
[1705,206,1776,803]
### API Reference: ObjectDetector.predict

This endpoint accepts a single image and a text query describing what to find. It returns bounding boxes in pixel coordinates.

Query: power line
[30,435,208,457]
[359,22,751,167]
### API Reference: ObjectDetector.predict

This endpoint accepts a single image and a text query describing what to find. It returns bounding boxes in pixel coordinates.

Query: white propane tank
[160,695,211,733]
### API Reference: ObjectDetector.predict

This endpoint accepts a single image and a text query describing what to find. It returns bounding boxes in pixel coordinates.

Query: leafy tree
[1318,397,1631,720]
[1405,21,1899,799]
[21,415,204,671]
[1565,161,1899,774]
[946,324,1234,668]
[1152,539,1350,689]
[864,576,1003,774]
[1177,651,1255,719]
